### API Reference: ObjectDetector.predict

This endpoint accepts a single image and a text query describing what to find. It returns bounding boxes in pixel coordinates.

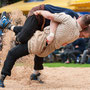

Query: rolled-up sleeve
[53,13,70,23]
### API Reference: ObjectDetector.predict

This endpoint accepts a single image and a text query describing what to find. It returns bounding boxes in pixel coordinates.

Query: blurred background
[0,0,90,15]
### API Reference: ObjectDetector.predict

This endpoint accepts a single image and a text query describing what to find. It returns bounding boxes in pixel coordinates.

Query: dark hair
[82,15,90,26]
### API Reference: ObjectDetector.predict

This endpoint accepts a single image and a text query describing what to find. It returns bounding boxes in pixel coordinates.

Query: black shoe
[30,73,44,83]
[0,80,5,88]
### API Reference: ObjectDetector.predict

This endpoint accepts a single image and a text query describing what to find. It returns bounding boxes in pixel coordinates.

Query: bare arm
[46,20,58,44]
[34,10,58,44]
[50,20,58,34]
[34,10,54,20]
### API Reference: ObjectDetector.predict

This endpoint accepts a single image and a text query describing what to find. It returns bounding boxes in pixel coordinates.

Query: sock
[33,70,39,75]
[0,75,6,82]
[7,24,15,30]
[11,25,15,31]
